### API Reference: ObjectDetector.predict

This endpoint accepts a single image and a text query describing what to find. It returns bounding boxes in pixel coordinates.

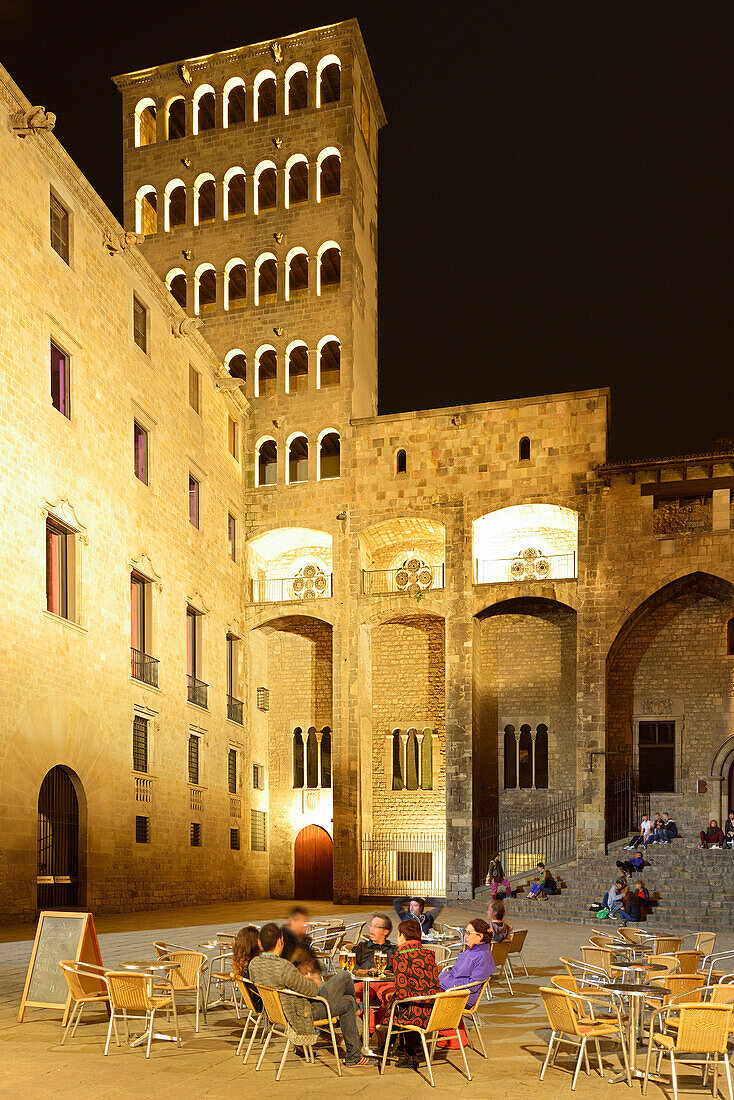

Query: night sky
[3,1,733,461]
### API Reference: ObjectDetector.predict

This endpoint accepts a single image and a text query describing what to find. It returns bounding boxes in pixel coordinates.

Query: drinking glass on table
[339,948,350,970]
[346,952,356,972]
[374,950,387,973]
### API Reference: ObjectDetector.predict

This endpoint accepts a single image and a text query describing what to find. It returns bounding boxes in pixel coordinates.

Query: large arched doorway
[37,766,81,910]
[294,825,333,899]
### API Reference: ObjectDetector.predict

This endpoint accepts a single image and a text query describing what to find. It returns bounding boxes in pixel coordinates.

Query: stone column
[713,488,731,531]
[307,346,318,391]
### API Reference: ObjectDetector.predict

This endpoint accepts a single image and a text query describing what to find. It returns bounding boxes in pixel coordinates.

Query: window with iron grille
[133,296,148,353]
[230,827,240,850]
[133,715,148,773]
[396,851,432,882]
[135,815,150,844]
[50,191,69,263]
[188,734,200,785]
[256,687,269,711]
[250,809,266,851]
[228,748,237,794]
[253,763,265,790]
[190,821,202,847]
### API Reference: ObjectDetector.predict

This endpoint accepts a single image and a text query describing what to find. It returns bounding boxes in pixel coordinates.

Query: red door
[294,825,333,900]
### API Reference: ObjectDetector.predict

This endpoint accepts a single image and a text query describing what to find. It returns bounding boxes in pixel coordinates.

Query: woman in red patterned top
[384,918,440,1029]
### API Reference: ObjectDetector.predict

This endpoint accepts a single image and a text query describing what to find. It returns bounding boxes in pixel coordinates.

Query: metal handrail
[475,551,577,585]
[131,647,159,687]
[362,564,445,595]
[227,695,243,724]
[187,675,208,708]
[251,573,332,603]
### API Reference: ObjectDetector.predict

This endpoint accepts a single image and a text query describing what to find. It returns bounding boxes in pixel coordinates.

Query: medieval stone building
[1,20,733,922]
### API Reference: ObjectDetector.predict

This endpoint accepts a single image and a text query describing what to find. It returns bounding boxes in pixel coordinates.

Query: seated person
[439,919,496,1005]
[380,919,440,1061]
[644,815,664,846]
[616,850,645,876]
[624,815,653,850]
[232,924,263,1010]
[354,913,397,972]
[392,895,443,935]
[633,879,651,916]
[699,820,725,849]
[249,922,376,1069]
[602,878,626,916]
[655,812,677,843]
[617,886,642,923]
[725,811,734,849]
[525,862,546,898]
[280,905,321,977]
[487,899,513,941]
[538,869,558,898]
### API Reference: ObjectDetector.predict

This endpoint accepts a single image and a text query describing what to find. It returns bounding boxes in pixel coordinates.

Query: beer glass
[346,952,356,972]
[339,948,350,969]
[374,950,386,973]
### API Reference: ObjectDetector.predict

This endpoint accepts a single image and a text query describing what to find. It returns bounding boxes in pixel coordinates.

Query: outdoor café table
[198,939,235,1009]
[118,960,181,1047]
[356,970,395,1055]
[602,975,670,1084]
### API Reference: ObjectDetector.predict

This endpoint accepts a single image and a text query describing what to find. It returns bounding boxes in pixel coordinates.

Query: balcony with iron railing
[251,572,332,604]
[131,648,159,688]
[362,563,445,596]
[187,674,208,708]
[227,695,244,724]
[475,551,577,585]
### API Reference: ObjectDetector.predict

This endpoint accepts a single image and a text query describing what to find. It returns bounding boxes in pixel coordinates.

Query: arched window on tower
[287,342,308,392]
[519,724,533,789]
[306,727,319,788]
[225,349,246,383]
[165,268,187,309]
[396,450,407,474]
[317,148,341,200]
[164,179,186,230]
[224,167,246,219]
[224,259,246,311]
[285,63,308,113]
[223,77,246,127]
[255,347,277,396]
[135,185,157,235]
[193,85,216,134]
[256,437,277,486]
[421,729,433,790]
[405,729,419,790]
[166,96,185,139]
[254,162,277,213]
[391,729,403,790]
[318,431,340,480]
[504,725,517,789]
[286,248,308,299]
[255,254,277,305]
[293,727,304,788]
[321,728,332,788]
[519,436,531,461]
[535,723,549,789]
[194,173,216,225]
[317,242,341,294]
[317,56,341,106]
[134,98,157,147]
[317,337,340,388]
[194,263,216,315]
[253,70,276,120]
[286,155,309,207]
[287,434,309,484]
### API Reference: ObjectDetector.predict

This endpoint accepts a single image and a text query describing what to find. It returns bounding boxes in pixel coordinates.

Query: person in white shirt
[624,816,652,850]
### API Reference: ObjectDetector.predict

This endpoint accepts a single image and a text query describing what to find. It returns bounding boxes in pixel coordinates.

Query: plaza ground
[1,900,732,1099]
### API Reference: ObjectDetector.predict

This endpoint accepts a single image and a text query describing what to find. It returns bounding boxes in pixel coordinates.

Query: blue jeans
[617,909,638,922]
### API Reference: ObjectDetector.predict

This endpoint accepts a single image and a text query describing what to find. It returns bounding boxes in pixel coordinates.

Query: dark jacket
[280,926,321,975]
[354,938,397,971]
[622,892,642,921]
[392,898,443,934]
[725,818,734,837]
[660,819,678,837]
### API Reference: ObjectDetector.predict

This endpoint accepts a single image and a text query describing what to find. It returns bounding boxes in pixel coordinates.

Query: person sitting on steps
[654,811,678,844]
[601,877,627,917]
[624,815,653,850]
[617,884,642,923]
[699,820,725,849]
[616,850,645,876]
[724,811,734,849]
[528,868,558,900]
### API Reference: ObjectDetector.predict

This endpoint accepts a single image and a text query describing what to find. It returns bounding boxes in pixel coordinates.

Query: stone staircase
[467,840,734,932]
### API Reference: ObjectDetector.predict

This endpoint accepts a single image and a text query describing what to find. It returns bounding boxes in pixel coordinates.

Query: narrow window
[50,192,70,263]
[288,436,309,483]
[319,63,340,105]
[197,267,216,313]
[535,723,549,789]
[167,183,186,229]
[293,727,304,788]
[190,822,202,847]
[135,99,156,147]
[189,365,201,413]
[253,763,265,789]
[257,349,277,395]
[420,730,433,790]
[287,344,308,389]
[45,518,68,618]
[287,254,309,298]
[255,76,276,119]
[169,271,186,307]
[227,173,247,218]
[518,724,533,788]
[188,474,199,528]
[250,809,267,851]
[306,728,319,788]
[194,88,216,132]
[360,86,370,146]
[391,729,403,791]
[226,633,241,722]
[257,440,277,486]
[135,816,150,844]
[287,69,308,112]
[133,421,148,483]
[50,339,70,418]
[197,178,216,223]
[319,246,341,292]
[257,167,277,212]
[228,416,239,460]
[186,607,206,707]
[318,339,340,388]
[228,513,237,561]
[133,296,148,353]
[133,715,149,773]
[727,617,734,656]
[519,436,531,461]
[230,827,240,850]
[396,449,407,474]
[227,352,246,381]
[130,572,146,654]
[225,82,246,126]
[318,432,340,480]
[320,727,332,789]
[503,725,517,789]
[188,733,200,785]
[167,97,186,139]
[257,257,277,303]
[226,262,247,309]
[288,161,309,205]
[405,730,419,790]
[228,747,237,794]
[639,721,675,793]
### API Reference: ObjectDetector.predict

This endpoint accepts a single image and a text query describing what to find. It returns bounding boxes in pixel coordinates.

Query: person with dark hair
[249,922,376,1069]
[616,851,645,876]
[380,919,440,1062]
[725,811,734,849]
[699,820,725,849]
[438,919,496,1006]
[232,924,263,1012]
[392,895,443,935]
[655,812,678,844]
[485,854,512,899]
[354,913,396,972]
[280,905,321,977]
[602,878,627,917]
[487,899,513,942]
[617,885,642,923]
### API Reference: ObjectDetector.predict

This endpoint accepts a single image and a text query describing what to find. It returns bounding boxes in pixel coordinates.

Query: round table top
[198,941,233,950]
[357,971,394,984]
[612,960,668,973]
[119,959,180,971]
[603,980,671,996]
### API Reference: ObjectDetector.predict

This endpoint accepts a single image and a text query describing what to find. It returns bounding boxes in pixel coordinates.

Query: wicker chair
[559,957,608,988]
[453,978,494,1056]
[311,929,346,973]
[58,960,111,1047]
[206,949,239,1016]
[379,988,472,1087]
[647,953,681,976]
[252,983,342,1080]
[507,928,529,977]
[232,975,264,1063]
[580,946,615,978]
[644,974,707,1016]
[153,943,208,1032]
[104,970,180,1059]
[550,976,627,1024]
[490,940,514,995]
[642,1003,733,1100]
[654,936,683,954]
[616,925,645,945]
[539,985,630,1090]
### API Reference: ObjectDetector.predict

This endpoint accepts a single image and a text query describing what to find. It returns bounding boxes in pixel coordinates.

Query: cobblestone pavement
[1,900,731,1099]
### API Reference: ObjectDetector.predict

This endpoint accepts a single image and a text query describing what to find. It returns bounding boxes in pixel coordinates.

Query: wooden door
[294,825,333,900]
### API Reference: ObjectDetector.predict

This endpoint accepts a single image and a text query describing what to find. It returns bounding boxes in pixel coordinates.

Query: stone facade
[1,20,734,922]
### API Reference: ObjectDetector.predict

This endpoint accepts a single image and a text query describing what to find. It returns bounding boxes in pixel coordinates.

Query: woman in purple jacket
[438,918,496,1006]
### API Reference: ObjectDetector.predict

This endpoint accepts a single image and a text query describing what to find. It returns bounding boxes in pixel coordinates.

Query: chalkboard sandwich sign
[18,911,104,1024]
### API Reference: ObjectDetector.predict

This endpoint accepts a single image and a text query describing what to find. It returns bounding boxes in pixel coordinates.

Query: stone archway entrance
[37,766,82,910]
[294,825,333,900]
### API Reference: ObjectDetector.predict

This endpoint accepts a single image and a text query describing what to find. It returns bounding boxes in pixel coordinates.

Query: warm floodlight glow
[473,504,578,583]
